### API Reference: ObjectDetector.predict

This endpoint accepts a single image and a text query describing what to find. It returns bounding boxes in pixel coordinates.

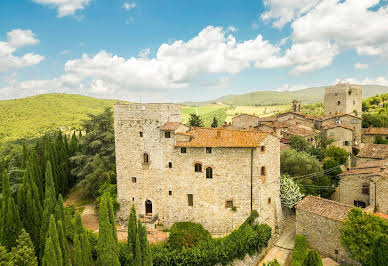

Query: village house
[295,196,358,265]
[356,143,388,165]
[113,103,282,236]
[362,127,388,143]
[322,124,355,153]
[338,160,388,212]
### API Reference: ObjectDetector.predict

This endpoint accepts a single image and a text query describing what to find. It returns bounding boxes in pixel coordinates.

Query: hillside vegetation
[183,85,388,106]
[0,93,118,144]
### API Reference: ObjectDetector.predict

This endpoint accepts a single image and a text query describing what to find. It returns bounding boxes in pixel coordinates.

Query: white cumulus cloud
[354,63,369,69]
[32,0,90,17]
[123,2,136,11]
[0,29,44,73]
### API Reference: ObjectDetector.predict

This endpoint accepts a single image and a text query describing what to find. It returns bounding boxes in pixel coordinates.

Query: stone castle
[114,103,282,235]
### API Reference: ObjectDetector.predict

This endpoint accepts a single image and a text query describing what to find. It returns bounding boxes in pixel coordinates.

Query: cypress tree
[303,249,322,266]
[107,194,118,242]
[370,234,388,266]
[0,245,14,265]
[45,215,62,266]
[40,161,57,256]
[57,220,69,266]
[134,227,142,266]
[72,234,83,266]
[42,237,59,266]
[139,221,152,266]
[0,173,22,250]
[80,232,93,266]
[128,204,137,256]
[12,229,38,266]
[74,211,84,236]
[54,194,65,223]
[96,193,120,266]
[31,151,44,204]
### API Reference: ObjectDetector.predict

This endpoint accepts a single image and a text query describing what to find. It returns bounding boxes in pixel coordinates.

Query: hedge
[291,234,308,266]
[150,211,272,266]
[167,222,212,250]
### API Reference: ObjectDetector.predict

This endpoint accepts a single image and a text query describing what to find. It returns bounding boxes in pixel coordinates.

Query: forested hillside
[0,94,119,144]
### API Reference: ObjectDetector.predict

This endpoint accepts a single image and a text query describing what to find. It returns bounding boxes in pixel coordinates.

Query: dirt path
[259,222,296,265]
[64,188,167,243]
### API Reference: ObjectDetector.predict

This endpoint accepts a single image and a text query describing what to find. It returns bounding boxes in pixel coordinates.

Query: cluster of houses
[113,83,387,264]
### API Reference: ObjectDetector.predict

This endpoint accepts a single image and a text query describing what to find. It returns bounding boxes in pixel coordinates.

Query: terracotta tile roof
[260,122,290,129]
[365,127,388,135]
[284,124,319,137]
[160,122,185,131]
[357,144,388,159]
[338,167,384,176]
[296,195,352,222]
[258,116,278,122]
[322,123,355,131]
[175,128,269,147]
[321,113,361,121]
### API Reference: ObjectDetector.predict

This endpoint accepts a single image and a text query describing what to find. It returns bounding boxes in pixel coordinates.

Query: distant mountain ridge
[183,85,388,106]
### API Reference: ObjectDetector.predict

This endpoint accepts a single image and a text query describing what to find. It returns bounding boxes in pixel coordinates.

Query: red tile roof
[259,122,290,129]
[365,127,388,135]
[339,160,388,176]
[357,144,388,159]
[160,122,185,131]
[296,195,353,222]
[284,124,319,137]
[175,128,269,148]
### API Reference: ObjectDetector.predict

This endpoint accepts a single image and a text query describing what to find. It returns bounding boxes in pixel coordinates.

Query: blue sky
[1,0,388,102]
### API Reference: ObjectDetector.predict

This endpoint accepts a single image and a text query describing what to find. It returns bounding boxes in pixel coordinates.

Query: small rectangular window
[181,147,186,153]
[330,132,334,136]
[188,194,193,206]
[362,184,369,195]
[132,177,137,183]
[165,131,171,138]
[261,146,265,152]
[139,132,143,137]
[206,147,212,154]
[168,162,172,168]
[132,197,135,201]
[225,200,233,209]
[169,191,172,196]
[267,198,271,204]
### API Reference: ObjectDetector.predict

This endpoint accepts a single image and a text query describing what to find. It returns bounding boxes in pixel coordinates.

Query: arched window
[143,153,149,164]
[145,200,152,215]
[194,163,202,172]
[206,167,213,178]
[261,166,266,176]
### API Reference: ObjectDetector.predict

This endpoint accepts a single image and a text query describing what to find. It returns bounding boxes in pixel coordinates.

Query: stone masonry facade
[114,103,282,236]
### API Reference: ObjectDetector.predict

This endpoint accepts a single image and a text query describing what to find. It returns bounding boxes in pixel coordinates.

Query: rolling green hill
[0,93,119,144]
[183,85,388,106]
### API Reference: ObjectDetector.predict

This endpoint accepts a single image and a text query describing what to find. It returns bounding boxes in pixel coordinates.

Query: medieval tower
[324,83,362,117]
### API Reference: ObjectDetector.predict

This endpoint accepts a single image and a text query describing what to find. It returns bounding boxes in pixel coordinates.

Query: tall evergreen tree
[56,220,69,266]
[42,237,59,266]
[54,194,65,223]
[138,221,152,266]
[211,117,218,128]
[12,229,38,266]
[134,228,142,266]
[303,249,322,266]
[127,205,137,257]
[74,211,84,236]
[80,232,93,266]
[96,193,120,266]
[0,173,22,250]
[72,234,83,266]
[40,161,57,256]
[45,215,62,266]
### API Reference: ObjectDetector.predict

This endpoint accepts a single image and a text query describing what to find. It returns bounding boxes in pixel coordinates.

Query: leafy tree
[211,117,218,128]
[42,237,59,266]
[11,229,38,266]
[0,245,14,265]
[72,234,83,266]
[0,173,22,250]
[96,193,120,266]
[188,113,204,127]
[322,158,342,185]
[340,208,388,265]
[71,107,116,199]
[326,146,349,165]
[370,234,388,266]
[280,175,304,208]
[303,250,322,266]
[289,135,311,153]
[281,149,322,177]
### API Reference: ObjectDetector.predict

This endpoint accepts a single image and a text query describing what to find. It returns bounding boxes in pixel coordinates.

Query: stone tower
[292,100,301,112]
[324,83,362,117]
[113,103,181,218]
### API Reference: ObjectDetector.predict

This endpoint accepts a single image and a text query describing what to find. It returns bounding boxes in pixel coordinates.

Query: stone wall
[231,115,259,128]
[296,209,358,265]
[370,176,388,214]
[324,127,353,153]
[114,104,282,235]
[338,175,371,206]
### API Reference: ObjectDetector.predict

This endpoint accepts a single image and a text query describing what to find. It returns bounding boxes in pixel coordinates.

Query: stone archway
[145,200,152,216]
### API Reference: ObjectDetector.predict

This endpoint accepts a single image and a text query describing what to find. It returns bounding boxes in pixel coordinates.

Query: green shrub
[167,222,211,250]
[291,234,308,266]
[151,211,272,265]
[303,249,322,266]
[263,259,281,266]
